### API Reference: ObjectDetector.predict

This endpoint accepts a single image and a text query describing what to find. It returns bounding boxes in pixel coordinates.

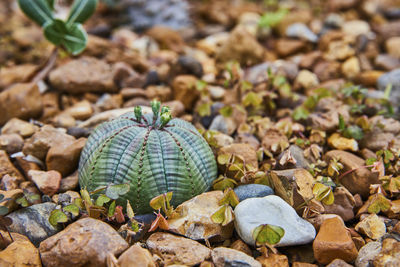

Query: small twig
[338,164,375,180]
[29,47,59,83]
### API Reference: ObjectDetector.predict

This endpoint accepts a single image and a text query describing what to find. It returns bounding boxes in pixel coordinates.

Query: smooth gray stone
[234,184,274,202]
[6,202,61,246]
[234,195,316,247]
[377,68,400,107]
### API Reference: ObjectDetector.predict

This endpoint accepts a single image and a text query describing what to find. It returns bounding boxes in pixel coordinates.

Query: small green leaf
[195,80,207,91]
[211,205,234,226]
[108,200,116,217]
[80,188,93,206]
[105,184,130,200]
[126,200,135,220]
[18,0,54,26]
[49,209,68,226]
[0,206,9,216]
[213,175,237,191]
[43,19,88,55]
[217,154,231,165]
[63,204,80,216]
[149,192,173,212]
[151,100,161,118]
[219,106,233,117]
[338,114,346,131]
[259,8,288,28]
[242,92,263,107]
[292,106,309,121]
[95,194,111,206]
[46,0,55,9]
[67,0,98,26]
[343,125,364,140]
[16,197,29,207]
[313,183,335,205]
[252,224,285,245]
[219,188,240,207]
[367,194,391,214]
[197,103,212,117]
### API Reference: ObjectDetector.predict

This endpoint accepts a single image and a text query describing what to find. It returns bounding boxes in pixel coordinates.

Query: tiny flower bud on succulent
[134,106,142,122]
[160,111,172,128]
[151,100,161,118]
[161,106,170,114]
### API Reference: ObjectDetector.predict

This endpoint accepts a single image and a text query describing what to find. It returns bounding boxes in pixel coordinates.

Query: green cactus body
[78,108,217,214]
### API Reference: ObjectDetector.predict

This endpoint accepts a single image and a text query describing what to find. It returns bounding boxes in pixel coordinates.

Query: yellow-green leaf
[313,183,335,205]
[252,224,285,245]
[211,205,234,226]
[63,204,80,216]
[367,193,392,214]
[219,188,240,208]
[126,200,135,220]
[49,209,68,226]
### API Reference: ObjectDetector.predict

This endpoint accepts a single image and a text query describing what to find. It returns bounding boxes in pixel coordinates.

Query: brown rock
[375,20,400,40]
[261,129,289,154]
[1,174,21,191]
[219,143,258,168]
[0,83,43,126]
[357,70,383,87]
[29,170,61,196]
[360,131,395,151]
[355,214,386,240]
[172,75,200,111]
[168,191,233,241]
[46,137,86,176]
[270,168,314,210]
[307,214,342,231]
[146,232,211,266]
[212,247,261,267]
[386,37,400,59]
[118,244,155,267]
[308,98,350,132]
[0,232,41,267]
[373,238,400,267]
[0,134,24,155]
[146,85,172,102]
[39,218,128,267]
[326,258,353,267]
[257,253,289,267]
[216,26,264,66]
[0,64,38,88]
[0,150,24,181]
[375,54,400,71]
[1,118,38,138]
[230,239,252,256]
[313,217,358,264]
[323,187,356,222]
[324,150,379,198]
[0,189,24,212]
[63,100,93,120]
[292,263,318,267]
[49,57,117,94]
[313,61,341,82]
[59,171,79,192]
[23,125,76,160]
[146,26,184,53]
[276,39,307,57]
[327,0,358,11]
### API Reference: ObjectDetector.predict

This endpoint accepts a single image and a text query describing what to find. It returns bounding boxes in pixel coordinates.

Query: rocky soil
[1,0,400,266]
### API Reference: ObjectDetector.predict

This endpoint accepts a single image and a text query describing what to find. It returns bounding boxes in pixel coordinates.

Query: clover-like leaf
[252,224,285,246]
[63,204,80,216]
[95,194,111,207]
[219,188,239,208]
[0,206,9,216]
[105,183,130,200]
[44,19,88,55]
[242,92,263,107]
[313,183,334,205]
[67,0,97,26]
[212,175,237,191]
[16,197,29,208]
[88,205,106,219]
[211,204,234,226]
[49,209,68,226]
[217,154,231,165]
[18,0,54,26]
[197,103,212,117]
[367,193,392,214]
[149,192,173,216]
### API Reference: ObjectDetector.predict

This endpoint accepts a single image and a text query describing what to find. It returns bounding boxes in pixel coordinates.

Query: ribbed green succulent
[78,101,217,214]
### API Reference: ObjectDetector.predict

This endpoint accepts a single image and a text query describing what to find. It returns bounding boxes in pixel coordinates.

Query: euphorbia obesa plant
[18,0,97,55]
[79,100,218,214]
